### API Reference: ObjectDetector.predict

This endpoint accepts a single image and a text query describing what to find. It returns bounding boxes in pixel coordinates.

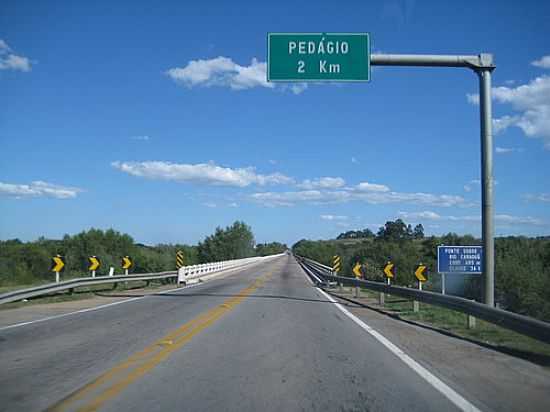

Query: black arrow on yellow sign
[88,256,101,271]
[121,256,133,270]
[383,261,395,279]
[415,264,428,282]
[51,255,65,272]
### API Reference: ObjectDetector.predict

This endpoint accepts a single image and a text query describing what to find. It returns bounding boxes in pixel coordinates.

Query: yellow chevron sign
[88,256,100,271]
[332,255,341,273]
[415,264,428,282]
[51,255,65,272]
[176,251,185,269]
[383,262,395,279]
[353,262,363,279]
[121,256,133,270]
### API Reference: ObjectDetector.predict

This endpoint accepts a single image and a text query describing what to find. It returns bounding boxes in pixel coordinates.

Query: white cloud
[532,56,550,69]
[351,157,359,164]
[112,161,294,187]
[335,221,351,228]
[467,75,550,149]
[166,56,273,91]
[496,146,523,154]
[320,214,348,221]
[228,202,239,207]
[202,202,217,208]
[297,177,345,190]
[398,211,442,220]
[251,189,470,208]
[464,179,499,192]
[0,181,82,199]
[250,190,327,207]
[466,93,479,105]
[492,115,519,135]
[0,40,11,53]
[268,159,277,165]
[523,193,550,203]
[166,56,308,94]
[495,214,546,226]
[0,39,32,72]
[464,179,482,192]
[398,210,546,226]
[356,181,390,192]
[289,83,308,95]
[130,135,150,141]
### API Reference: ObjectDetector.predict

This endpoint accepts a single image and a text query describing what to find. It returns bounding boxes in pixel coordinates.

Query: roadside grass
[0,280,176,311]
[356,288,550,364]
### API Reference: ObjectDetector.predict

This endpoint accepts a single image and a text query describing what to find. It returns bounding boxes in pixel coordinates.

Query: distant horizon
[2,222,548,249]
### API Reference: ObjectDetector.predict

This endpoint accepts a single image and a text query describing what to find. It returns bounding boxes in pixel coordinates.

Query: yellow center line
[47,275,270,412]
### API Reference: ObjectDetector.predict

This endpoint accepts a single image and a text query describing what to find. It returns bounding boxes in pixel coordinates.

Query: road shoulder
[327,287,550,412]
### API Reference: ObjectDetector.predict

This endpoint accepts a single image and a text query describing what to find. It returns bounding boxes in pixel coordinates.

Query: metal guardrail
[0,254,283,305]
[295,255,550,345]
[0,272,177,305]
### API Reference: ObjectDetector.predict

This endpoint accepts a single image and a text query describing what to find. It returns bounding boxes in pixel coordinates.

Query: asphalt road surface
[0,255,546,411]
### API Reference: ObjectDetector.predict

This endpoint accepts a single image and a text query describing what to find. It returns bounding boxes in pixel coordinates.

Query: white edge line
[0,259,277,332]
[315,287,482,412]
[0,297,145,332]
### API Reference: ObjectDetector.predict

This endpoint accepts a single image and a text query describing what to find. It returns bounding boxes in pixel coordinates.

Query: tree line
[0,221,287,287]
[293,219,550,322]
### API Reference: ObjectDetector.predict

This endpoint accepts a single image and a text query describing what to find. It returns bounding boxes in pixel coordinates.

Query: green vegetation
[255,242,288,256]
[347,289,550,361]
[197,221,256,262]
[293,219,550,323]
[0,221,286,289]
[377,292,550,360]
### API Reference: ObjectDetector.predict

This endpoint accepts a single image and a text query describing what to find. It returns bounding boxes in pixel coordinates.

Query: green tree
[197,221,255,262]
[413,224,424,239]
[377,219,410,241]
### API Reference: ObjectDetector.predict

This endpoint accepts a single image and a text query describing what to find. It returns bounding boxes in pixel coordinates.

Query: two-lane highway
[2,255,479,411]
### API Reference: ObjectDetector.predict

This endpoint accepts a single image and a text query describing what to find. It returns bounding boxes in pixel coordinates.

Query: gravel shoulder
[327,286,550,412]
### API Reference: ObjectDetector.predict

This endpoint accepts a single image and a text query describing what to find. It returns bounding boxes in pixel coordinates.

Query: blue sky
[1,0,549,246]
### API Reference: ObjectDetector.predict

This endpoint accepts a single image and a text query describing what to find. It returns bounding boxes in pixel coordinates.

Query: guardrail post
[413,281,422,312]
[385,277,391,301]
[378,291,385,306]
[468,314,476,329]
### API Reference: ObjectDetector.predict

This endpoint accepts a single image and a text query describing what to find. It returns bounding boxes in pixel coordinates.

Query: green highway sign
[267,33,370,82]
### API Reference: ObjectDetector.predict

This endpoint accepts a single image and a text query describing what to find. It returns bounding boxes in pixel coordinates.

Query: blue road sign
[437,246,483,274]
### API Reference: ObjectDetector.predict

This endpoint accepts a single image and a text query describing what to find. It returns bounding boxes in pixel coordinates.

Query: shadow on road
[94,290,350,306]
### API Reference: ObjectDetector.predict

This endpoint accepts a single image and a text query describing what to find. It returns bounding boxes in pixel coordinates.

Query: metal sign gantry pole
[371,53,496,306]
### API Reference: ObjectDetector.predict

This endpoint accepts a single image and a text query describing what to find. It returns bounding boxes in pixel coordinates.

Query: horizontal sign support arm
[370,53,495,70]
